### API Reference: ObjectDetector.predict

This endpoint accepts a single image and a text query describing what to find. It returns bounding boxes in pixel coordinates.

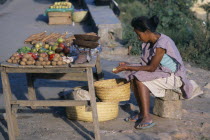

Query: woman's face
[134,29,150,43]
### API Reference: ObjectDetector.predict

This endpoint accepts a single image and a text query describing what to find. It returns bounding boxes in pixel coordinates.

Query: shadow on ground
[36,14,48,23]
[33,0,56,4]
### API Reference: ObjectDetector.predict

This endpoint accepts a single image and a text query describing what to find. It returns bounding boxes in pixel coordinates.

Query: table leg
[95,55,103,80]
[26,73,37,109]
[1,71,16,140]
[86,68,101,140]
[11,105,20,136]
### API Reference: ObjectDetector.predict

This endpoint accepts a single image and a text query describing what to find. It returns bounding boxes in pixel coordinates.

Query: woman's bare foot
[135,116,155,129]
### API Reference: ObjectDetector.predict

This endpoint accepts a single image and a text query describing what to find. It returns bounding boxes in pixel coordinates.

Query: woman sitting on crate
[113,15,203,129]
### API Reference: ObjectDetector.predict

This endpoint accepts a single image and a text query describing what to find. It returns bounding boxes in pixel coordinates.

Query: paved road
[0,0,92,62]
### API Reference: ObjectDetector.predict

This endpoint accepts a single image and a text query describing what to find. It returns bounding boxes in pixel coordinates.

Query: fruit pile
[24,32,75,46]
[49,2,72,9]
[7,37,72,66]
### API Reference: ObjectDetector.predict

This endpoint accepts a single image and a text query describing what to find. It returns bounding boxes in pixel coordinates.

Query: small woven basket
[66,102,119,122]
[94,78,131,102]
[73,11,88,23]
[74,34,100,42]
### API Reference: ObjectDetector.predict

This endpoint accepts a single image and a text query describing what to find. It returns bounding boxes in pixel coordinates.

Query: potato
[52,61,57,66]
[12,52,19,57]
[44,57,48,61]
[20,61,26,65]
[32,60,36,65]
[40,53,47,58]
[28,57,34,61]
[23,54,30,59]
[7,59,12,63]
[10,56,15,60]
[41,61,46,66]
[35,61,41,66]
[57,61,63,65]
[22,58,27,62]
[26,61,33,65]
[38,57,44,61]
[59,57,63,61]
[53,57,59,62]
[12,60,18,64]
[54,54,60,58]
[15,56,20,60]
[46,61,51,65]
[62,61,67,65]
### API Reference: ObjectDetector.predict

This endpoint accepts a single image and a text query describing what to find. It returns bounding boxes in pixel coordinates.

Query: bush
[115,0,210,70]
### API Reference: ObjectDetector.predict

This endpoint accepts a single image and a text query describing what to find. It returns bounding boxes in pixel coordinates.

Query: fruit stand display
[6,32,100,67]
[45,2,74,25]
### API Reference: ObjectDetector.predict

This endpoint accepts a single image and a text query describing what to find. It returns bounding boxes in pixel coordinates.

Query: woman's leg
[134,78,153,127]
[132,79,143,117]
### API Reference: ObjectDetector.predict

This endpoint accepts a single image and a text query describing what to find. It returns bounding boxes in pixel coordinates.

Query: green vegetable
[17,46,31,53]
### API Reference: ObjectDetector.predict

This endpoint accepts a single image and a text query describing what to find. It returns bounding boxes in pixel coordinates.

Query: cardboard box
[48,12,72,25]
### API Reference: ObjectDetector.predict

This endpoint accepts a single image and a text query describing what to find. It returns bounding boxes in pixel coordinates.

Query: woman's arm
[113,48,166,73]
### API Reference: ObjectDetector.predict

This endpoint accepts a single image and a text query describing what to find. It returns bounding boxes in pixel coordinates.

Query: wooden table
[0,55,103,140]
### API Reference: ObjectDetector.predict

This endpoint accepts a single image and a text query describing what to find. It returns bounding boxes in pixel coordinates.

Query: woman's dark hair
[131,15,159,32]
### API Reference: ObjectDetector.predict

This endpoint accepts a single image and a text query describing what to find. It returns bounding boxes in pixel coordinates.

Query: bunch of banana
[50,2,72,9]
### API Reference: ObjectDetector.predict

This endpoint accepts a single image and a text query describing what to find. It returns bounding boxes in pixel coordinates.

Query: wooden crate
[48,12,72,25]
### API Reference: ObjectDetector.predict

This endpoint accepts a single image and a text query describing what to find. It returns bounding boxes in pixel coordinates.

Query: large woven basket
[94,78,131,102]
[66,102,119,122]
[73,10,88,23]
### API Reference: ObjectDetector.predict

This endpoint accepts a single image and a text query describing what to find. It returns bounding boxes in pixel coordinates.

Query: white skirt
[142,73,183,97]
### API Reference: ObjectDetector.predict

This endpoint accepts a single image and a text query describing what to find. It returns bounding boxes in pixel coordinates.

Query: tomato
[27,52,38,60]
[58,43,65,49]
[49,54,55,61]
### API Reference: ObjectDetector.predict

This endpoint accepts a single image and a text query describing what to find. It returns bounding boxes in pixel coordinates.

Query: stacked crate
[48,12,72,25]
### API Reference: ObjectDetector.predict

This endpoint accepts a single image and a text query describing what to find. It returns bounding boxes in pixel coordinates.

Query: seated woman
[113,15,203,129]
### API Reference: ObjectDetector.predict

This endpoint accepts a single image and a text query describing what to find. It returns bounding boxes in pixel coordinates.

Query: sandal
[135,121,156,129]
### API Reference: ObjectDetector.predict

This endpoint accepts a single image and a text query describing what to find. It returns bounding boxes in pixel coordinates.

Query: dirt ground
[0,54,210,140]
[0,0,210,139]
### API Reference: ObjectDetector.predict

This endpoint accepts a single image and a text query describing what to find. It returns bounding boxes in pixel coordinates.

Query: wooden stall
[0,55,103,140]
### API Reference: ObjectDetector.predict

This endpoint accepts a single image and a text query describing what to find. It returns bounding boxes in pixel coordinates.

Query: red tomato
[58,43,65,49]
[49,54,55,61]
[27,52,38,60]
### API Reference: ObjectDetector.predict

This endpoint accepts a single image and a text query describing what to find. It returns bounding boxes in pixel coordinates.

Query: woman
[113,16,202,129]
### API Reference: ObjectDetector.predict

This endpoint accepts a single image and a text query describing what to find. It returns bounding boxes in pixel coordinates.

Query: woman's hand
[119,62,129,66]
[112,65,127,74]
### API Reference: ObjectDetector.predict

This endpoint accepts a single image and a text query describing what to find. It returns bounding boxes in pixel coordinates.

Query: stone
[200,93,210,98]
[171,131,189,139]
[157,133,172,140]
[204,83,210,89]
[85,0,122,45]
[98,24,122,45]
[186,69,194,74]
[159,89,181,101]
[153,98,182,119]
[119,130,134,134]
[185,63,191,68]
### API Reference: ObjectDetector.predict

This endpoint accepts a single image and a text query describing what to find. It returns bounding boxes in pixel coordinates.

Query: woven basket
[73,11,88,23]
[74,34,100,42]
[94,78,131,102]
[66,102,119,122]
[73,39,99,49]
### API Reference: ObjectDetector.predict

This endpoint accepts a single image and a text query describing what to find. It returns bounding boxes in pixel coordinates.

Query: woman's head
[131,16,160,43]
[131,15,159,32]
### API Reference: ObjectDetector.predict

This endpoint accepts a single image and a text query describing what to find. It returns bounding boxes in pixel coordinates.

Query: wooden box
[48,12,72,25]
